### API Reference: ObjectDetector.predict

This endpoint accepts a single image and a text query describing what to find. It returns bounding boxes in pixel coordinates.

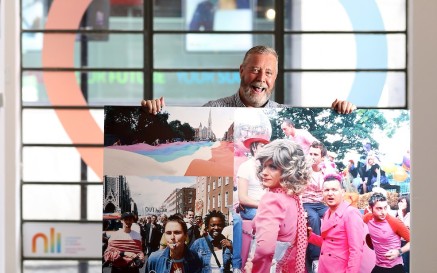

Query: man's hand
[384,249,401,260]
[244,257,253,273]
[332,99,357,114]
[141,97,165,115]
[307,226,313,238]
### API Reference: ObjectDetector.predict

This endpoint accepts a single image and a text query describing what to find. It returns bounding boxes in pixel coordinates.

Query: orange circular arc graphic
[42,0,103,180]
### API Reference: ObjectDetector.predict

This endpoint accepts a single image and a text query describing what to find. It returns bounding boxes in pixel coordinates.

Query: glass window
[154,34,274,69]
[22,33,145,69]
[20,0,407,270]
[153,0,275,31]
[284,34,406,70]
[22,109,103,144]
[23,147,100,182]
[285,0,406,31]
[284,71,406,107]
[22,71,144,107]
[23,260,101,273]
[22,0,143,31]
[87,185,103,221]
[22,185,81,220]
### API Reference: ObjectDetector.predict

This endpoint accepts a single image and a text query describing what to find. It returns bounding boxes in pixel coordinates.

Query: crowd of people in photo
[102,138,411,273]
[103,208,237,273]
[229,133,411,273]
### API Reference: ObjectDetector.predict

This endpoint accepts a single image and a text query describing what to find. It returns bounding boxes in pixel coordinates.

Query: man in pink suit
[308,174,364,273]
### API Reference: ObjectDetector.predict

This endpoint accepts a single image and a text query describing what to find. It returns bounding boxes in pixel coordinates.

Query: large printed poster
[103,106,410,272]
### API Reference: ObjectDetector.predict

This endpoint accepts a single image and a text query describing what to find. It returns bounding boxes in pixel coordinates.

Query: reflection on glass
[186,0,254,51]
[23,185,81,220]
[284,72,406,108]
[285,0,406,31]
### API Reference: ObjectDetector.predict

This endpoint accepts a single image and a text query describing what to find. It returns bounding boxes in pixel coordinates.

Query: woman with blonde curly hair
[244,139,311,273]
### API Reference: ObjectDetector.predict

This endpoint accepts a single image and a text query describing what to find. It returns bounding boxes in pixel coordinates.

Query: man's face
[122,217,134,231]
[194,216,203,226]
[371,200,389,221]
[151,215,157,224]
[322,179,344,210]
[165,221,187,250]
[281,122,294,137]
[186,211,194,220]
[239,53,277,107]
[309,147,323,167]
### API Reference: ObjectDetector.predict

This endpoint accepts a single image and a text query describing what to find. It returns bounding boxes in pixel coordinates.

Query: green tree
[271,108,409,165]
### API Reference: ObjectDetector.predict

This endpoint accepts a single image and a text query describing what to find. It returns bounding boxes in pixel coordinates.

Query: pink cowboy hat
[242,135,270,149]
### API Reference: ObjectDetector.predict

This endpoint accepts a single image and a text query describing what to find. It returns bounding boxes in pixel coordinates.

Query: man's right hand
[141,97,165,114]
[307,226,313,238]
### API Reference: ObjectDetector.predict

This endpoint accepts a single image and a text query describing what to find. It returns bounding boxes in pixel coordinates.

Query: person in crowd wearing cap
[104,212,145,273]
[231,135,269,272]
[302,141,329,273]
[245,139,311,273]
[307,172,364,273]
[364,193,410,273]
[280,119,319,154]
[146,214,203,273]
[141,45,356,114]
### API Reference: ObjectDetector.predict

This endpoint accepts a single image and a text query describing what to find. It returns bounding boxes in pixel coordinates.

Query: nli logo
[32,227,61,253]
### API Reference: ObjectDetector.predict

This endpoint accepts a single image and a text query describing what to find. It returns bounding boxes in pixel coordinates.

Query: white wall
[410,0,437,271]
[0,0,5,271]
[1,0,20,273]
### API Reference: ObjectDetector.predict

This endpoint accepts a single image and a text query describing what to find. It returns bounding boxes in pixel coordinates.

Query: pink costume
[288,129,318,154]
[251,188,306,273]
[308,201,364,273]
[364,213,410,269]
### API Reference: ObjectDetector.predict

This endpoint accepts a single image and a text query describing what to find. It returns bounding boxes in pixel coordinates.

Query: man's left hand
[332,99,357,114]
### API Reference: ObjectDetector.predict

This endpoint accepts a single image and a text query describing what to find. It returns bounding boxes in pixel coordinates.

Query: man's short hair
[310,141,327,157]
[282,119,295,128]
[164,214,188,234]
[323,174,344,189]
[368,192,387,208]
[242,45,279,68]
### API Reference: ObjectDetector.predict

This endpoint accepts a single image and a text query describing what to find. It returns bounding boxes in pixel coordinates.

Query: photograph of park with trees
[234,107,411,208]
